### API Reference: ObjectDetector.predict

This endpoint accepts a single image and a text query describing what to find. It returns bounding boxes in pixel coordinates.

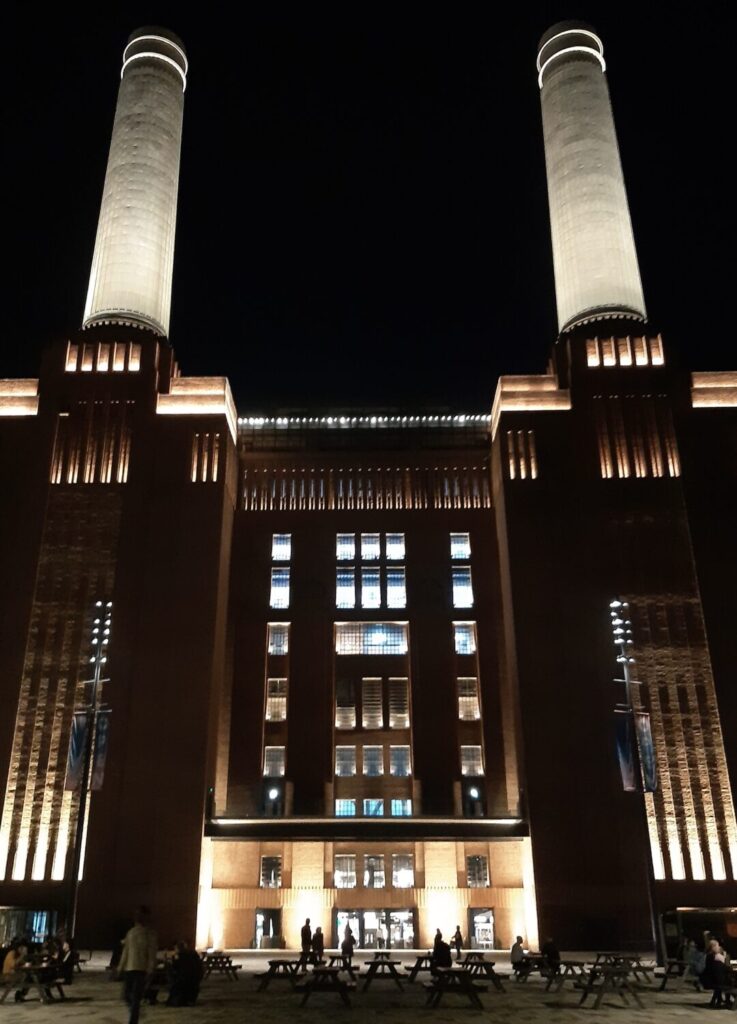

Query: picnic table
[405,953,434,982]
[297,966,354,1006]
[327,954,360,980]
[0,961,67,1004]
[362,956,404,991]
[424,967,486,1009]
[459,952,506,991]
[578,964,645,1009]
[593,952,653,985]
[256,958,300,990]
[295,950,325,972]
[545,959,589,992]
[201,951,241,980]
[515,953,547,981]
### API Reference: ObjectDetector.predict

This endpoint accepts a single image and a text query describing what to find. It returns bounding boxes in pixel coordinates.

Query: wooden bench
[296,968,355,1006]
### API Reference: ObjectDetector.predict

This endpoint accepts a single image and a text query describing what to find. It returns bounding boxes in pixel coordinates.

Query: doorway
[255,909,282,949]
[468,908,495,949]
[335,908,416,948]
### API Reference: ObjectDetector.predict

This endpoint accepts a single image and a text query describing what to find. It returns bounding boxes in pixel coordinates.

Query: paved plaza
[0,951,712,1022]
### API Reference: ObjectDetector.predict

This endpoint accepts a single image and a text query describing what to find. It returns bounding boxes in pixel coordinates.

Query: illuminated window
[336,567,356,609]
[272,533,291,560]
[450,533,471,559]
[337,533,356,560]
[335,854,356,887]
[335,622,408,655]
[364,854,385,888]
[335,799,356,818]
[388,678,410,728]
[263,746,285,777]
[363,745,384,777]
[386,567,406,608]
[386,533,405,560]
[467,855,489,887]
[390,746,411,777]
[335,746,357,777]
[391,799,413,817]
[270,568,290,608]
[361,568,381,609]
[128,343,142,371]
[361,533,381,560]
[363,798,384,817]
[362,678,384,729]
[452,567,474,608]
[97,343,110,372]
[461,745,484,776]
[392,854,414,887]
[267,623,289,655]
[265,678,287,721]
[260,856,282,888]
[453,622,477,654]
[335,680,356,729]
[457,678,480,720]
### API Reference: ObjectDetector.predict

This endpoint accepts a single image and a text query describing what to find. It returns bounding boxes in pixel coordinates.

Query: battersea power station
[0,22,735,955]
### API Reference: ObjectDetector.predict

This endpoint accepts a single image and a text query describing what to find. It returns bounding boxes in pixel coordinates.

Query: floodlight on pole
[608,598,663,963]
[66,600,113,939]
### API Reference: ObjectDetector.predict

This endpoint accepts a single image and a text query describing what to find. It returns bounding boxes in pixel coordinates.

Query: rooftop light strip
[237,413,492,428]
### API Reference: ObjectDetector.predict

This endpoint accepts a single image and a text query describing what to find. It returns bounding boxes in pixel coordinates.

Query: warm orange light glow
[691,371,737,408]
[491,375,571,439]
[157,377,237,442]
[0,379,39,416]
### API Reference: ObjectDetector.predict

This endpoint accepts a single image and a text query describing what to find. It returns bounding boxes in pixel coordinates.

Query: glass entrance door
[468,908,494,949]
[389,909,414,948]
[255,909,281,949]
[335,909,361,949]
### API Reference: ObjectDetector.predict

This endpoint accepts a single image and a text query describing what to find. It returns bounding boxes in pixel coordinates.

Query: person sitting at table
[684,939,705,988]
[541,937,561,974]
[312,927,325,960]
[167,941,203,1006]
[432,937,452,971]
[56,940,75,986]
[3,941,30,1002]
[510,936,527,977]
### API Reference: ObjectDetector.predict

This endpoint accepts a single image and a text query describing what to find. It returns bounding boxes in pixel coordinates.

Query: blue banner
[91,710,111,791]
[634,711,658,793]
[64,713,89,791]
[615,709,637,792]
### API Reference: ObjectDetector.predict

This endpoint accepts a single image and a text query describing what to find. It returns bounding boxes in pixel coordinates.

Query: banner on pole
[91,710,111,791]
[614,708,637,792]
[64,713,89,792]
[634,711,658,793]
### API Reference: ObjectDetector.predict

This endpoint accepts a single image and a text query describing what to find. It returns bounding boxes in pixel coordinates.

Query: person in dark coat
[452,926,463,962]
[166,941,203,1007]
[312,927,324,959]
[541,937,561,974]
[300,919,312,953]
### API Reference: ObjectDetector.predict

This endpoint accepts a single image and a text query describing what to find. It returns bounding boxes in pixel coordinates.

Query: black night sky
[4,3,734,412]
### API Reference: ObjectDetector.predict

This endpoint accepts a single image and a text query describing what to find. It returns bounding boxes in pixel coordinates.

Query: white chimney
[537,22,646,333]
[83,27,187,337]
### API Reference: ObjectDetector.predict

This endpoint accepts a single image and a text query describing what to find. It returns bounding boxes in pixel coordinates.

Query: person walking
[118,907,158,1024]
[452,926,463,962]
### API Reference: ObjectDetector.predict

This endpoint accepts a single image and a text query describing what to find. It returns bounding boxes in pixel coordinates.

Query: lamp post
[608,599,664,963]
[66,600,112,939]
